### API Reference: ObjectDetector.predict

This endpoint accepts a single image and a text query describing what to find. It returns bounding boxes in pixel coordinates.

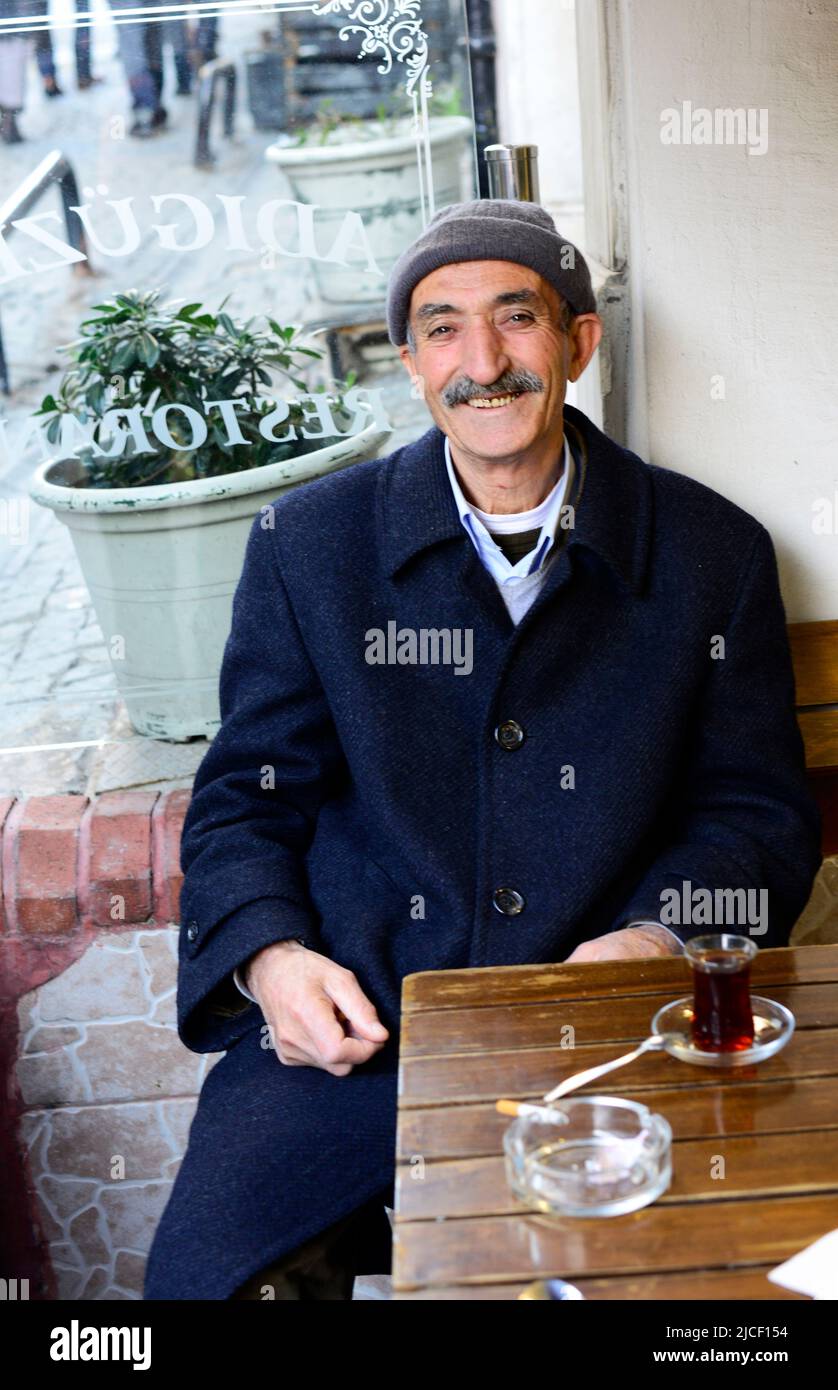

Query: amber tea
[684,934,757,1052]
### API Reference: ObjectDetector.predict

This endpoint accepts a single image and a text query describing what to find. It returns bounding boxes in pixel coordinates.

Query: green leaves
[85,382,107,414]
[109,340,137,372]
[137,332,160,367]
[268,319,297,342]
[33,287,348,488]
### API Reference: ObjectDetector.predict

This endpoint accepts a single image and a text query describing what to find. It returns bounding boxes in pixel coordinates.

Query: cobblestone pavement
[0,8,432,798]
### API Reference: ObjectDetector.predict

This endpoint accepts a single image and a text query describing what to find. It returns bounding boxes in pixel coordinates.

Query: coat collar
[380,403,653,596]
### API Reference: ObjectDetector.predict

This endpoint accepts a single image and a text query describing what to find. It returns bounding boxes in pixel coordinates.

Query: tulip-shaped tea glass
[684,933,757,1052]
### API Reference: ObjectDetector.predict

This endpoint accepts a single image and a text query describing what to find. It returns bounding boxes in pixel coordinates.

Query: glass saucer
[650,995,795,1068]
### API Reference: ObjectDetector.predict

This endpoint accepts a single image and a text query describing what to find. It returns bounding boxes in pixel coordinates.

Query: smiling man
[145,200,821,1301]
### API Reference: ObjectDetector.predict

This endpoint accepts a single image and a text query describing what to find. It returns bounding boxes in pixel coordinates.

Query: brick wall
[0,790,221,1300]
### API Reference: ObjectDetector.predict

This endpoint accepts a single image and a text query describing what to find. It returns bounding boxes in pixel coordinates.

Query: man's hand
[565,925,682,963]
[243,940,389,1076]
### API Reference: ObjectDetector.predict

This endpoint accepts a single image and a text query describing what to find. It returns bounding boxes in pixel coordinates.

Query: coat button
[493,887,525,916]
[186,921,199,942]
[494,719,525,750]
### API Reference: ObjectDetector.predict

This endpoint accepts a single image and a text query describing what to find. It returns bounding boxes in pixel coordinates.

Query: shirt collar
[380,406,652,598]
[444,435,574,577]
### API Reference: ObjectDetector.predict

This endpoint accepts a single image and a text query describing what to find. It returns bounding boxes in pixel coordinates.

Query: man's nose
[459,318,511,387]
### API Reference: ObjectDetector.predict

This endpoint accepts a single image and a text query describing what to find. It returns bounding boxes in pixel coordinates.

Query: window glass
[0,0,478,772]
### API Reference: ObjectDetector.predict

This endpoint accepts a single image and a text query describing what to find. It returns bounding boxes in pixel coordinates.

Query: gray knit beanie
[386,199,596,347]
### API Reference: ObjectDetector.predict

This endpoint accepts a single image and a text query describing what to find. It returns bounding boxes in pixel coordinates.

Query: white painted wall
[597,0,838,621]
[491,0,603,421]
[491,0,585,249]
[493,0,838,619]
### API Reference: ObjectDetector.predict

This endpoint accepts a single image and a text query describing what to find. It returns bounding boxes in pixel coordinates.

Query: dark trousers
[34,0,92,83]
[230,1187,394,1301]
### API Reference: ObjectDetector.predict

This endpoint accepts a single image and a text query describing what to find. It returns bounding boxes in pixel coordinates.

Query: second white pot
[266,115,474,305]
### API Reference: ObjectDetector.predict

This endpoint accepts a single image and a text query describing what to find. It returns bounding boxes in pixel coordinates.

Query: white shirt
[444,435,574,625]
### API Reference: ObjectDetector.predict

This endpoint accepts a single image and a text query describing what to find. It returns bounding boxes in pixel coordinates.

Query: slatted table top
[392,943,838,1300]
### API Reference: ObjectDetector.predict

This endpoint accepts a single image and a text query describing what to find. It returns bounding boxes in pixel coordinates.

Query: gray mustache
[441,369,545,408]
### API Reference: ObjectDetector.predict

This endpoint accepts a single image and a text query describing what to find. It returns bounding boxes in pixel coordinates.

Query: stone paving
[15,924,392,1299]
[16,927,207,1299]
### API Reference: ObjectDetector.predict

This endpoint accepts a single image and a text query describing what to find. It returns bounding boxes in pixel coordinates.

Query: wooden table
[392,943,838,1300]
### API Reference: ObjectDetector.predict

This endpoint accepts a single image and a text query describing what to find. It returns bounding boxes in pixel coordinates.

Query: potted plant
[29,289,391,741]
[265,88,474,306]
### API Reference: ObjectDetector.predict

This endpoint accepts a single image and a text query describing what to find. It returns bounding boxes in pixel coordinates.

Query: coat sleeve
[176,512,347,1053]
[608,524,822,947]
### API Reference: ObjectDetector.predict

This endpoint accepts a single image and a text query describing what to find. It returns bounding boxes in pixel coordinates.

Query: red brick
[86,791,159,927]
[14,796,88,935]
[151,789,191,924]
[0,797,17,932]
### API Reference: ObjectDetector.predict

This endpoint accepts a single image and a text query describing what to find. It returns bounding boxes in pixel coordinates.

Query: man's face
[398,260,602,466]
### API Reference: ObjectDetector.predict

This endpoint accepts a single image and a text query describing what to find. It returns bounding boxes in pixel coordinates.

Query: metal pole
[195,59,236,168]
[484,143,541,203]
[465,0,498,198]
[0,151,90,395]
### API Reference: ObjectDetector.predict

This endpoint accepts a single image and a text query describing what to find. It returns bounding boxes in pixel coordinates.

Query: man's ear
[567,314,603,382]
[398,343,417,379]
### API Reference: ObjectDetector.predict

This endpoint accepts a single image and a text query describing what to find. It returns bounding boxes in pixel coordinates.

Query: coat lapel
[380,423,514,639]
[562,404,653,599]
[379,404,653,635]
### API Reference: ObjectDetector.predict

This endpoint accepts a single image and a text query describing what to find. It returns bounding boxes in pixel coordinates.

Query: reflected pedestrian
[156,5,221,100]
[32,0,62,96]
[27,0,101,96]
[109,0,167,137]
[181,6,220,90]
[75,0,102,90]
[0,0,36,142]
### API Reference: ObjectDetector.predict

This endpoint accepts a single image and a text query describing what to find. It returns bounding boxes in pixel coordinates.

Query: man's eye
[428,324,453,337]
[506,312,535,324]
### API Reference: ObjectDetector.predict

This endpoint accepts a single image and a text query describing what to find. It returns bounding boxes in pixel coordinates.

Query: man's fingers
[269,1019,355,1076]
[255,951,389,1075]
[564,942,595,962]
[565,928,677,964]
[326,973,389,1044]
[271,1036,311,1065]
[300,993,383,1067]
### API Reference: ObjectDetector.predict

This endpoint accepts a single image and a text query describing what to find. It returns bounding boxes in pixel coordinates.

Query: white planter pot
[266,115,474,306]
[29,422,390,742]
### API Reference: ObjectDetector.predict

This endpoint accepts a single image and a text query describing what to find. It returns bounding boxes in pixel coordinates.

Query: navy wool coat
[144,404,821,1299]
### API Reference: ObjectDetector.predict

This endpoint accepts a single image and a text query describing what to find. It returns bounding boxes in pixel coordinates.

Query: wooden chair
[789,620,838,855]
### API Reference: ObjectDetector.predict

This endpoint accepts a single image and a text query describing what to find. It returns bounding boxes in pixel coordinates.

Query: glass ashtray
[503,1095,672,1218]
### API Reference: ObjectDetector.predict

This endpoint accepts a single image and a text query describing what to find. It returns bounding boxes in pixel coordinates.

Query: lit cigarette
[496,1098,567,1122]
